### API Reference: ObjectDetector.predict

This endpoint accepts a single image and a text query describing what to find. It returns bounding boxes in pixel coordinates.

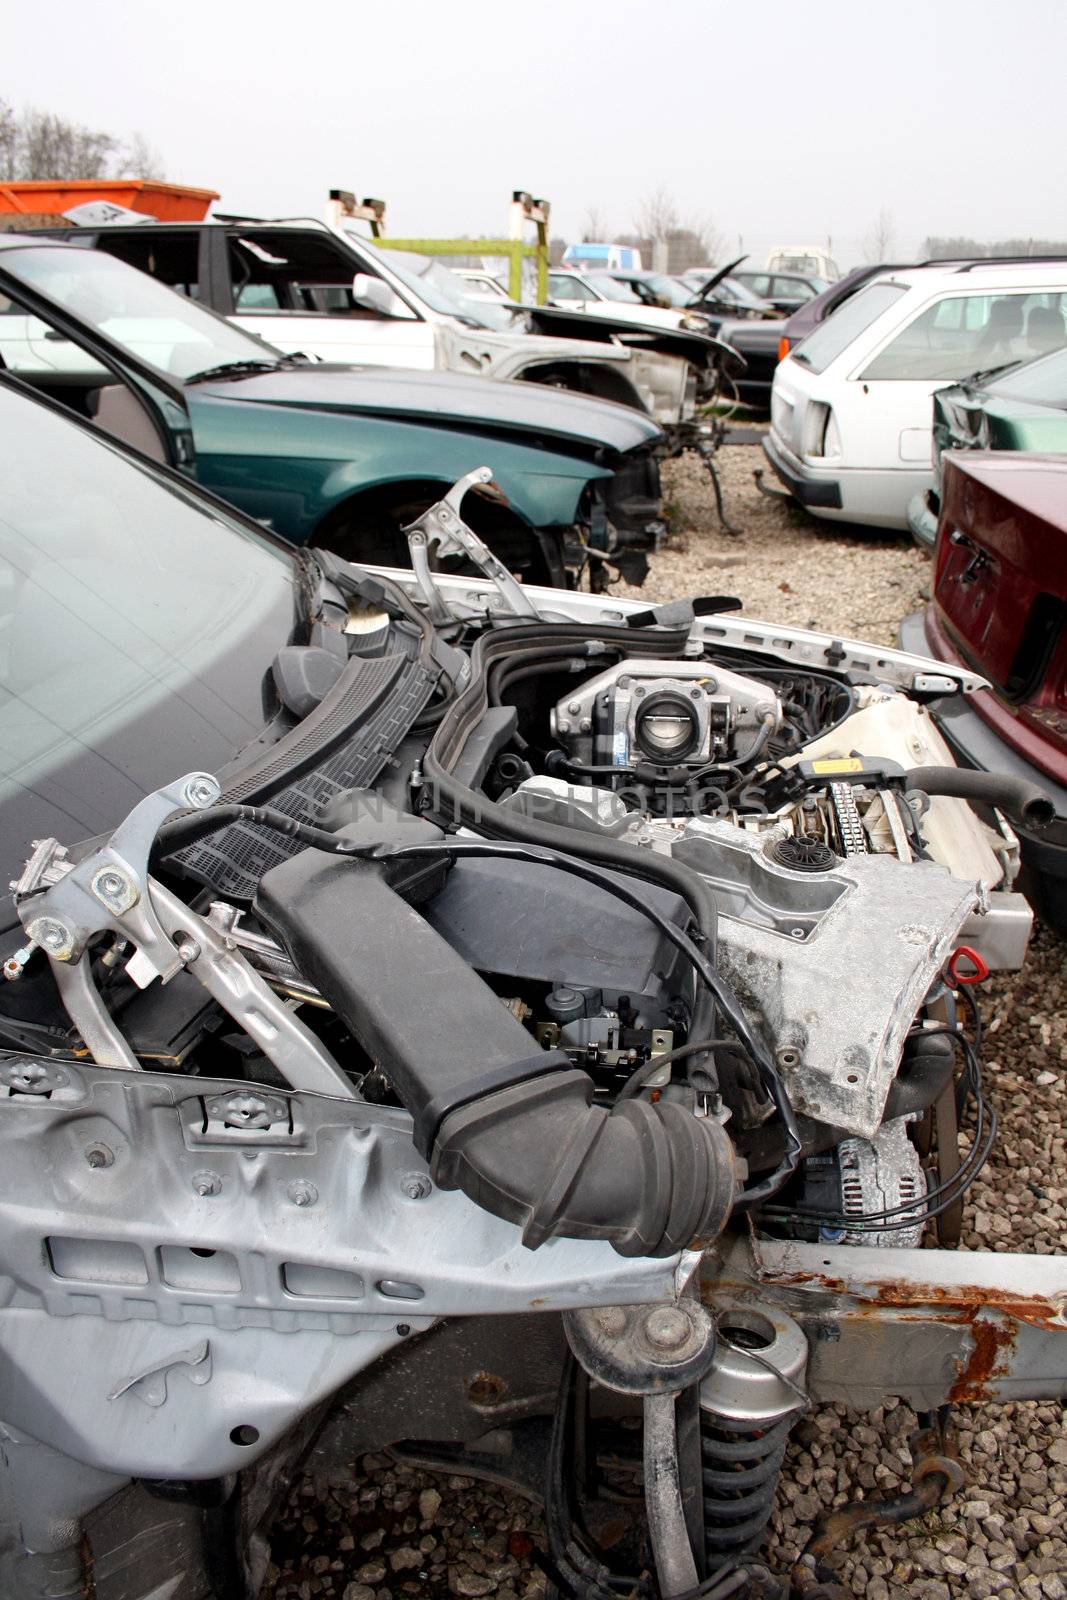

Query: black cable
[372,839,801,1208]
[615,1039,737,1100]
[762,1030,994,1233]
[152,804,801,1210]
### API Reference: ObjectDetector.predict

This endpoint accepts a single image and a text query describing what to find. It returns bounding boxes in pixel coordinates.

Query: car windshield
[790,281,909,373]
[0,244,284,381]
[0,381,297,887]
[984,343,1067,408]
[585,273,636,302]
[777,255,823,275]
[348,235,517,331]
[642,275,691,307]
[715,276,769,310]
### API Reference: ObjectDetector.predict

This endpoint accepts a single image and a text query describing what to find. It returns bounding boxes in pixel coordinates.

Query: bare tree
[581,205,609,242]
[0,101,18,181]
[117,131,166,181]
[687,213,725,267]
[633,186,679,243]
[0,99,162,183]
[15,106,117,180]
[862,207,896,263]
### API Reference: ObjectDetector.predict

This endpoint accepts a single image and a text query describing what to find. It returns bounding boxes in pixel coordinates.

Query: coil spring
[700,1408,794,1560]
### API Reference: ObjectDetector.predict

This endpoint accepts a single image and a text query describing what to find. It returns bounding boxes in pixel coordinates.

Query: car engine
[0,481,1059,1600]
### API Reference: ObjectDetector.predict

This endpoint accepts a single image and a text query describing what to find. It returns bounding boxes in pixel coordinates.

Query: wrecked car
[0,236,669,587]
[42,214,730,445]
[0,376,1061,1600]
[907,338,1067,550]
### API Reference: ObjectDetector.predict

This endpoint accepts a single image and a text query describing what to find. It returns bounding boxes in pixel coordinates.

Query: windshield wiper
[962,358,1022,387]
[186,359,283,384]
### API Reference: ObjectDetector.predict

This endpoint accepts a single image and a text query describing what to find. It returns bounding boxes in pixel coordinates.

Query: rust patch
[466,1370,508,1408]
[947,1313,1018,1403]
[758,1270,1063,1331]
[721,1266,1043,1404]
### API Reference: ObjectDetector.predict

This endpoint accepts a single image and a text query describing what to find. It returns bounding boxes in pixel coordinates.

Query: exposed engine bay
[0,479,1062,1600]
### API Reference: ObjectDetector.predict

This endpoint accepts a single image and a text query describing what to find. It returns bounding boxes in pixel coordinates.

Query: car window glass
[776,277,812,301]
[91,230,201,299]
[236,282,282,310]
[3,245,280,380]
[0,382,295,886]
[985,340,1067,406]
[861,291,1067,381]
[748,275,772,297]
[552,276,593,301]
[347,235,509,329]
[586,274,633,303]
[230,231,383,319]
[790,282,909,373]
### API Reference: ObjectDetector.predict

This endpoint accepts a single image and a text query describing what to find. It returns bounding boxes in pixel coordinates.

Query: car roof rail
[952,255,1067,271]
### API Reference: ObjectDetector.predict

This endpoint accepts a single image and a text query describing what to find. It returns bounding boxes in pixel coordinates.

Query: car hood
[519,304,732,371]
[190,364,662,454]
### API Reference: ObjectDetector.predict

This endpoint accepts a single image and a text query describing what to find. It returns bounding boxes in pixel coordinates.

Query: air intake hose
[902,766,1055,830]
[254,849,736,1257]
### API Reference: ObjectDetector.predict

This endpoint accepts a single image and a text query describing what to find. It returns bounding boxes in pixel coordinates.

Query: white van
[766,245,839,282]
[763,259,1067,528]
[561,242,644,272]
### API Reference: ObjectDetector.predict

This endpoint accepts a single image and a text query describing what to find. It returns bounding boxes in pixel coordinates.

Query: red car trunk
[924,452,1067,786]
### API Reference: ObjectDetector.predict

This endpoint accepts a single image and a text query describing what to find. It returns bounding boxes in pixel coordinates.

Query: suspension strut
[698,1302,809,1570]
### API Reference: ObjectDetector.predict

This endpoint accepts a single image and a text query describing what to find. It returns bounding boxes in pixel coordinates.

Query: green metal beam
[375,237,545,302]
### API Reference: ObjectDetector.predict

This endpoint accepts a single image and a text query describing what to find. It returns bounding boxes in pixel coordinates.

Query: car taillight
[777,336,791,362]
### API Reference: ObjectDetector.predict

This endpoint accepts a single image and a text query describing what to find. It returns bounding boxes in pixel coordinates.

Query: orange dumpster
[0,180,218,224]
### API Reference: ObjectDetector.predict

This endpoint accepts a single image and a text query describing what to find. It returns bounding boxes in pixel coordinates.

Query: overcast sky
[5,0,1064,269]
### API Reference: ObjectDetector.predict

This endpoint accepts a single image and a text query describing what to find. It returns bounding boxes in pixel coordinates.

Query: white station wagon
[764,259,1067,528]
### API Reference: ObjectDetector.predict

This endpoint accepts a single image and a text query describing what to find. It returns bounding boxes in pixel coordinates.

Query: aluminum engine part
[0,1062,691,1482]
[629,814,979,1138]
[551,658,781,767]
[835,1117,928,1248]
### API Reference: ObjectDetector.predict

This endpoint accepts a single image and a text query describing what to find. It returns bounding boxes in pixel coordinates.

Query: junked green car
[0,238,666,586]
[908,342,1067,551]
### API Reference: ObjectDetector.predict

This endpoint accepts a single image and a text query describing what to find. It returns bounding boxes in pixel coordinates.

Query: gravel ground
[263,445,1067,1600]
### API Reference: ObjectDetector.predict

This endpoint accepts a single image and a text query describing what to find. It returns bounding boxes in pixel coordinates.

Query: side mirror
[352,273,399,317]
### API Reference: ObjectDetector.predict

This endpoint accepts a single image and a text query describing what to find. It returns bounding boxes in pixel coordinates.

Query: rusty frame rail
[704,1236,1067,1412]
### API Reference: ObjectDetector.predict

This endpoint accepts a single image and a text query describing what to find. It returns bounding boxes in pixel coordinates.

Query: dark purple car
[776,263,907,360]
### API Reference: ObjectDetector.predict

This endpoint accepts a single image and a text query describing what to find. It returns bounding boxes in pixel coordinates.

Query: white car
[764,259,1067,528]
[546,269,709,332]
[454,268,511,299]
[45,218,716,438]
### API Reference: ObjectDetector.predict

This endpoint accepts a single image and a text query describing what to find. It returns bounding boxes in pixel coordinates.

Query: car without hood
[0,373,1058,1599]
[43,215,725,442]
[0,234,669,586]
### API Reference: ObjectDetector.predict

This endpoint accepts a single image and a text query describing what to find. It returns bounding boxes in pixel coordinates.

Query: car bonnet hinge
[11,773,356,1099]
[403,466,540,625]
